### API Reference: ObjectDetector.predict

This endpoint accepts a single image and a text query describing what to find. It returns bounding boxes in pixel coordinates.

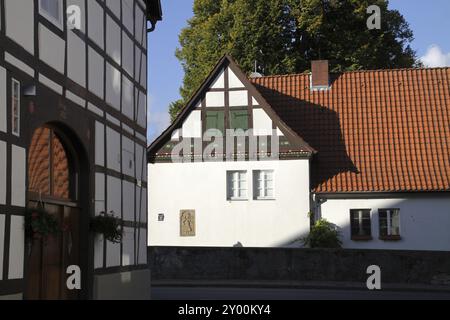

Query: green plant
[25,207,59,241]
[302,219,342,248]
[90,211,123,243]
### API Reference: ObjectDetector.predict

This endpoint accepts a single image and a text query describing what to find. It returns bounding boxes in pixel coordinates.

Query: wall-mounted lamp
[23,84,36,97]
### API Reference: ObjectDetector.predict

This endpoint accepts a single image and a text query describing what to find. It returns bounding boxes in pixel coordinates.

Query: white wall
[320,197,450,251]
[148,160,311,247]
[5,0,34,54]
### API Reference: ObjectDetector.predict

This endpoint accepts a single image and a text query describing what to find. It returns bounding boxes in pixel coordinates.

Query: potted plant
[24,206,59,242]
[90,211,123,243]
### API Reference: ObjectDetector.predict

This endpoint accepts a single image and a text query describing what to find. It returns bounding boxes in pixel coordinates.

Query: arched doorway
[25,125,83,300]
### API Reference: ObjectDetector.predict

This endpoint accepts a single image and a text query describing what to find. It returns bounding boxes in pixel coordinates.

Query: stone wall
[149,247,450,284]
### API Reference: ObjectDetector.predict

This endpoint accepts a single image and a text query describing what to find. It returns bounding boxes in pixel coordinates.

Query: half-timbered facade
[148,55,450,252]
[0,0,161,300]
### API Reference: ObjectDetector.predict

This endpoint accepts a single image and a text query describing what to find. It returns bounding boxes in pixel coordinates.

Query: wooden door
[25,200,81,300]
[26,126,83,300]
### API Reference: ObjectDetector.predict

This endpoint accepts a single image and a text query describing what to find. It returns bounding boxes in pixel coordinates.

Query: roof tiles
[251,68,450,193]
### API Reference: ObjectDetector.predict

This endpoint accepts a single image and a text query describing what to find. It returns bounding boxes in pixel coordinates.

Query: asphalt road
[151,286,450,300]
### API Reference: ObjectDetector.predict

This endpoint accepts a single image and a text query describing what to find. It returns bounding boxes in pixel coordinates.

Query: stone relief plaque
[180,210,195,237]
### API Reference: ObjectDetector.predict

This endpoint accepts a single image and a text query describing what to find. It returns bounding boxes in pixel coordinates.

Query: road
[151,286,450,300]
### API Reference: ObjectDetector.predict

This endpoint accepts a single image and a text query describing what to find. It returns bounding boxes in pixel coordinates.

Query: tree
[169,0,418,119]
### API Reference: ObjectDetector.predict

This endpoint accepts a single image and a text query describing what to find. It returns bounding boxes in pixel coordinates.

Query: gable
[148,55,314,163]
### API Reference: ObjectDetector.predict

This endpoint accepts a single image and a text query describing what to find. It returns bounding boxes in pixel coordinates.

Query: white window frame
[227,171,247,201]
[11,78,20,137]
[379,209,401,237]
[253,170,275,200]
[39,0,64,30]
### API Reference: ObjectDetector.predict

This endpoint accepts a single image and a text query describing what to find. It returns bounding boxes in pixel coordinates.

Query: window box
[351,235,373,241]
[379,235,402,241]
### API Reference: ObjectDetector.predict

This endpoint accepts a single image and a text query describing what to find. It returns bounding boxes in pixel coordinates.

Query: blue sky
[147,0,450,143]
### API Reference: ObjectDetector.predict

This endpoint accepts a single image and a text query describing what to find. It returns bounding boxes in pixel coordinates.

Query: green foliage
[90,211,123,243]
[169,0,418,118]
[169,99,185,122]
[25,207,59,240]
[303,219,342,248]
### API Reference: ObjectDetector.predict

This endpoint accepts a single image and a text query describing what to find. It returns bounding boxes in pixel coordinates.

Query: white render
[148,160,311,247]
[11,146,25,207]
[8,216,24,279]
[319,197,450,251]
[253,109,273,136]
[229,90,248,107]
[0,142,6,205]
[206,91,225,107]
[5,0,34,54]
[0,66,6,133]
[39,24,66,74]
[228,67,245,88]
[182,110,202,138]
[0,214,4,279]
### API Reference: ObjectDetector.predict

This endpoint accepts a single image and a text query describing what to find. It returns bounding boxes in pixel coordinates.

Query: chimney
[311,60,329,89]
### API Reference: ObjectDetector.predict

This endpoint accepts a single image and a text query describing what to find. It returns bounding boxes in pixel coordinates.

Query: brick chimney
[311,60,329,89]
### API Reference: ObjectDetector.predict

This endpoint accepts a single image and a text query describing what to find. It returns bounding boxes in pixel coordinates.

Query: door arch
[25,125,84,300]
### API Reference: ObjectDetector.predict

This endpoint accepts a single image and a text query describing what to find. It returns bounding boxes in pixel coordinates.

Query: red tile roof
[251,68,450,193]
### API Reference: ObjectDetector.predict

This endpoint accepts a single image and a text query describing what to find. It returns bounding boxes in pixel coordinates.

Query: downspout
[147,19,157,32]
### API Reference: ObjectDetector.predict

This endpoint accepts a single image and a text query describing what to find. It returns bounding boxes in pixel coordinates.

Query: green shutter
[229,110,249,130]
[206,111,225,134]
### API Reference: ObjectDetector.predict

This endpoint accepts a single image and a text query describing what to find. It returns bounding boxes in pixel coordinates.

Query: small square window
[40,0,63,29]
[350,209,372,240]
[11,79,20,137]
[379,209,401,240]
[253,170,274,200]
[227,171,247,200]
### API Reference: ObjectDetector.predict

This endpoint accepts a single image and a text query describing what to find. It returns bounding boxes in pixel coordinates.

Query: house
[147,55,450,251]
[0,0,161,300]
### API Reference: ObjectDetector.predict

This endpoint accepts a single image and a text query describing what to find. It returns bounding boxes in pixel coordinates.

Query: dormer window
[39,0,63,29]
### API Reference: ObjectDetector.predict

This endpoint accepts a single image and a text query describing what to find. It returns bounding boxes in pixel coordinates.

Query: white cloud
[420,45,450,68]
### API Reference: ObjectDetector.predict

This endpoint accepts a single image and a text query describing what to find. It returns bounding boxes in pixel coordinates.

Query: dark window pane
[229,110,248,130]
[350,210,371,237]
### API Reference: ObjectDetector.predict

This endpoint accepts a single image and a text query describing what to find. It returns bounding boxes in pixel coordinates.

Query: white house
[147,55,450,251]
[0,0,161,300]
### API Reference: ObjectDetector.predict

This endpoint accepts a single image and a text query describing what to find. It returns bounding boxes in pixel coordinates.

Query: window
[11,79,20,136]
[350,209,372,240]
[229,110,249,131]
[253,170,274,200]
[28,127,76,200]
[39,0,63,29]
[206,111,224,135]
[379,209,401,239]
[227,171,247,200]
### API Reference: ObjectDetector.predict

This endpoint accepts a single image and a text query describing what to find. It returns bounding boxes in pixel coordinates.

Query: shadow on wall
[253,84,359,190]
